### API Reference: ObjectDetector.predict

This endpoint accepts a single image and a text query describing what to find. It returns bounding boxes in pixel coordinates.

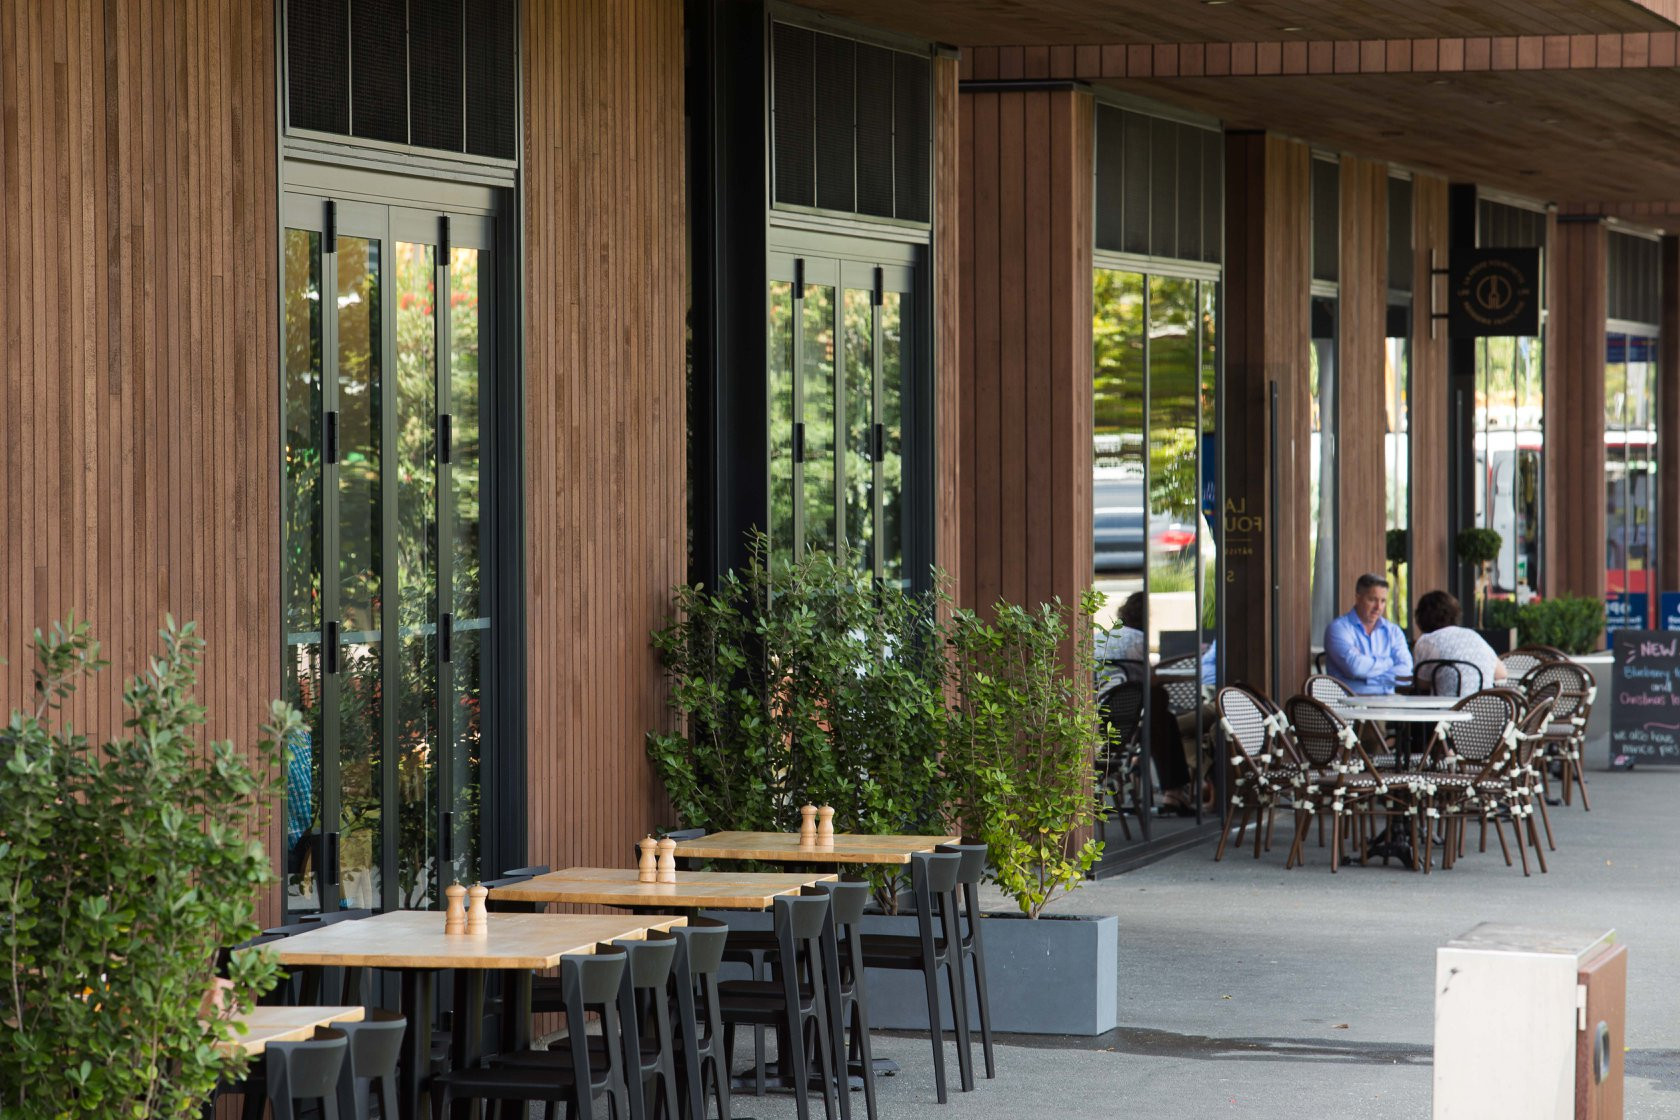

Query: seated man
[1324,573,1413,695]
[1412,589,1507,696]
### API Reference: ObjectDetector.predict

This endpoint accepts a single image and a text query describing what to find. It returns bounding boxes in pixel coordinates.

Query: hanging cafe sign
[1447,247,1541,337]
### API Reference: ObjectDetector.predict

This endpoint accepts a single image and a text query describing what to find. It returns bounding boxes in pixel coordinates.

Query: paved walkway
[731,752,1679,1118]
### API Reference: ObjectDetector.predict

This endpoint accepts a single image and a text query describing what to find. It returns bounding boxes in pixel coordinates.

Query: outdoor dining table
[256,908,686,1119]
[668,830,961,866]
[1330,705,1472,869]
[489,866,838,910]
[219,1004,364,1056]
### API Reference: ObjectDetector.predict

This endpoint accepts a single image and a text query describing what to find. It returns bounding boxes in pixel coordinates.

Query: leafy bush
[1456,527,1503,626]
[1483,595,1607,655]
[1385,528,1409,567]
[945,592,1105,918]
[0,617,293,1118]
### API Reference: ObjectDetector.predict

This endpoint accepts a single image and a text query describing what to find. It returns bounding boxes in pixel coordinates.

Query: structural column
[956,83,1094,618]
[1336,155,1390,591]
[1546,217,1609,603]
[1223,132,1312,694]
[1408,175,1452,607]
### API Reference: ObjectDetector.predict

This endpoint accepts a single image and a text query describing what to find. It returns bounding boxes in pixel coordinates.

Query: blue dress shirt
[1323,610,1413,695]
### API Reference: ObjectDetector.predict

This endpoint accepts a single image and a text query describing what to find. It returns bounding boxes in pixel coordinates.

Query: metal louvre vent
[288,0,349,135]
[285,0,517,161]
[1094,104,1222,265]
[1478,200,1546,249]
[771,21,932,225]
[351,0,408,144]
[1608,232,1659,325]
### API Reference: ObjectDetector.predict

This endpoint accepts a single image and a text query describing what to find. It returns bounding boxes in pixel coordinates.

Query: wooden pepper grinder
[657,837,678,883]
[465,884,489,937]
[816,805,835,848]
[799,803,819,846]
[444,882,467,935]
[638,835,659,883]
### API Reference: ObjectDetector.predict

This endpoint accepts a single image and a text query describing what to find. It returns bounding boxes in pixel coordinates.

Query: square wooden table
[490,867,837,910]
[220,1004,365,1056]
[256,909,686,1118]
[669,830,961,866]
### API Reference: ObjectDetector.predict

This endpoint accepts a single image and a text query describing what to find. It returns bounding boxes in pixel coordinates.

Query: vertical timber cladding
[0,0,281,913]
[1336,156,1389,595]
[1547,217,1609,601]
[933,55,962,603]
[956,84,1094,619]
[1409,175,1452,606]
[1222,133,1311,693]
[522,0,687,867]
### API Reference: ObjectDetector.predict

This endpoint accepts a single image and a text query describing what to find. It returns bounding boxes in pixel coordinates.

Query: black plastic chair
[720,893,839,1120]
[333,1009,406,1120]
[260,1027,349,1120]
[938,843,994,1081]
[430,948,631,1120]
[1096,680,1146,841]
[811,880,878,1120]
[858,850,973,1101]
[671,918,732,1120]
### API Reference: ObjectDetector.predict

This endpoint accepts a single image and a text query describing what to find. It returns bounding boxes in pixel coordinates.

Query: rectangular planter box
[706,909,1117,1036]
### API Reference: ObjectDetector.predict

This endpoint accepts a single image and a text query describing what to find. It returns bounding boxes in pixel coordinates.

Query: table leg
[450,970,488,1120]
[398,969,435,1120]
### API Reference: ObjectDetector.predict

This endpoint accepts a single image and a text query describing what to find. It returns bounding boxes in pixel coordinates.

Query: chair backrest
[1216,686,1269,760]
[1313,650,1328,674]
[499,865,551,879]
[1302,674,1352,703]
[300,908,374,926]
[672,916,729,977]
[1097,680,1145,748]
[559,948,629,1097]
[1444,690,1518,766]
[1416,658,1485,698]
[1500,650,1545,681]
[1513,694,1558,767]
[1282,695,1349,769]
[1522,660,1591,722]
[267,1027,348,1101]
[1161,676,1202,717]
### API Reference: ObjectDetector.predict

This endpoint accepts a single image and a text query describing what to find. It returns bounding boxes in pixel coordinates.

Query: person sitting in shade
[1411,589,1506,697]
[1324,573,1414,695]
[1095,591,1147,689]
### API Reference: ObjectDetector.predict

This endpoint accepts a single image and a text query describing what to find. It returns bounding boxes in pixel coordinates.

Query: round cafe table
[1328,706,1472,870]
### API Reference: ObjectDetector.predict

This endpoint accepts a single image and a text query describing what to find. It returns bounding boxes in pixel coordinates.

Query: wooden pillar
[1337,155,1389,592]
[933,56,963,599]
[1547,217,1608,601]
[1409,175,1452,607]
[956,85,1094,618]
[1223,132,1312,695]
[1661,236,1680,599]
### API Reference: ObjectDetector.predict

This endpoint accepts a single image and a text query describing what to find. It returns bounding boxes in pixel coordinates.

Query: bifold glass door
[769,252,912,586]
[282,194,492,915]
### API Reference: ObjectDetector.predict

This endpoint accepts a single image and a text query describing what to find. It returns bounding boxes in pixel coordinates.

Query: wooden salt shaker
[799,803,819,846]
[638,835,659,883]
[444,882,468,935]
[465,884,490,937]
[657,837,678,883]
[816,805,835,848]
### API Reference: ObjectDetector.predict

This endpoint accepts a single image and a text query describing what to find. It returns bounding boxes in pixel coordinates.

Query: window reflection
[1474,333,1544,595]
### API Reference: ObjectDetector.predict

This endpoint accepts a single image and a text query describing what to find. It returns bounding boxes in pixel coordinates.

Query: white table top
[1334,693,1462,707]
[1338,708,1473,723]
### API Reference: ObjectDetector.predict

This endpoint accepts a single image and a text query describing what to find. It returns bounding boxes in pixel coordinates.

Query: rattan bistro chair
[1281,696,1386,872]
[1521,659,1595,810]
[1096,680,1146,840]
[1214,686,1299,861]
[1414,658,1485,698]
[1423,690,1524,871]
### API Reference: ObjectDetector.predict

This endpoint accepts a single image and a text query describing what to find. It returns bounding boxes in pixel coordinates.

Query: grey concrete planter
[702,909,1117,1036]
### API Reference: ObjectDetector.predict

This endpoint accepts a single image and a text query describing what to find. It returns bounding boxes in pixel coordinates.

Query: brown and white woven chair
[1421,690,1520,870]
[1281,696,1388,872]
[1214,685,1301,861]
[1522,659,1595,811]
[1096,679,1147,841]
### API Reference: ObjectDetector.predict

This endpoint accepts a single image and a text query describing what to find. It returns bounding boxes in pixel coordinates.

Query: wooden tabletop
[490,867,837,909]
[254,909,687,969]
[221,1005,364,1056]
[669,831,961,865]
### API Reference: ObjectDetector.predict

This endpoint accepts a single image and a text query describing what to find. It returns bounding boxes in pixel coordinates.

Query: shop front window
[1606,331,1658,632]
[1473,334,1544,597]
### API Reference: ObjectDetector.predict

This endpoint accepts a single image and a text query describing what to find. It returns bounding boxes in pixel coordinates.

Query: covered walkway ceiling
[806,0,1680,225]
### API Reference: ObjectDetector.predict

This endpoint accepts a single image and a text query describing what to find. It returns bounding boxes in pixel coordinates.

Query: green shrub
[0,617,293,1118]
[1455,527,1503,626]
[1483,595,1607,655]
[946,592,1105,918]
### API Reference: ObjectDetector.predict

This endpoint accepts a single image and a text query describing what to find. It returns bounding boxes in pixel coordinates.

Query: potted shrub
[0,617,291,1117]
[1386,528,1409,627]
[1455,527,1503,628]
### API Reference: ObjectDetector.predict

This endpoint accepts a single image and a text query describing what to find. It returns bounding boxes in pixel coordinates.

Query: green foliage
[1454,527,1503,567]
[1386,528,1409,567]
[945,592,1105,918]
[648,537,955,907]
[0,617,292,1118]
[1483,596,1608,655]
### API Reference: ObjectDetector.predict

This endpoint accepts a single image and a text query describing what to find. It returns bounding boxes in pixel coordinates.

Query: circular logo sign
[1454,254,1536,332]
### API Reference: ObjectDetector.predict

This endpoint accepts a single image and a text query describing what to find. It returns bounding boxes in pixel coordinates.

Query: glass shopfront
[1604,230,1662,634]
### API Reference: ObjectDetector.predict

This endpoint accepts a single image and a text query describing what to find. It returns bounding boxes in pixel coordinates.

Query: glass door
[769,250,913,585]
[282,194,494,915]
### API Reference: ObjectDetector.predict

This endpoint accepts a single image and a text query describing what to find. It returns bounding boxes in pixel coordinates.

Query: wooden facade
[933,56,963,603]
[955,85,1094,618]
[521,0,687,871]
[1336,155,1390,594]
[1547,217,1610,602]
[0,0,283,914]
[1408,175,1452,601]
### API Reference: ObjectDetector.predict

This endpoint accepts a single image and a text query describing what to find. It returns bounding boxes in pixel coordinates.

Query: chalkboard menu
[1610,630,1680,765]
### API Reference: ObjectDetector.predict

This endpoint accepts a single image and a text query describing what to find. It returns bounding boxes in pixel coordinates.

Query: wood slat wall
[1337,155,1389,596]
[1546,218,1608,602]
[0,0,281,915]
[1661,235,1680,594]
[933,56,962,600]
[1409,174,1451,607]
[521,0,686,869]
[956,87,1093,618]
[1222,132,1311,694]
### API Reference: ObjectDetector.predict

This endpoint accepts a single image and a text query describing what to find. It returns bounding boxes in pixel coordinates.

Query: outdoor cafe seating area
[1097,646,1597,875]
[210,831,994,1120]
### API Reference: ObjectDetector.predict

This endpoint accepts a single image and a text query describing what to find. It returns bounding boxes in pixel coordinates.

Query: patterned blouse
[1412,626,1504,696]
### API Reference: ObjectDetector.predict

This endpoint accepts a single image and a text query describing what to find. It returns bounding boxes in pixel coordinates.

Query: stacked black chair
[858,850,972,1102]
[937,843,994,1081]
[720,893,840,1120]
[671,918,732,1120]
[811,880,878,1120]
[430,948,631,1120]
[257,1027,349,1120]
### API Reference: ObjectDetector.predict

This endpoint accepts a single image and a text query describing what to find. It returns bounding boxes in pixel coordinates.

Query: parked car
[1093,468,1210,574]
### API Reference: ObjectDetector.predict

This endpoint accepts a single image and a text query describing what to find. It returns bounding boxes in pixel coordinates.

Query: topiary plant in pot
[1455,527,1503,628]
[0,617,292,1118]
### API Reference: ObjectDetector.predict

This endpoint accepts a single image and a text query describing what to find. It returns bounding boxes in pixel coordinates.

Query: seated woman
[1412,589,1507,696]
[1095,591,1146,690]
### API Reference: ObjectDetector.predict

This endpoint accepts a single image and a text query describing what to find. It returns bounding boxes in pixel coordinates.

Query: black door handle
[441,812,455,863]
[325,621,340,674]
[325,831,340,886]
